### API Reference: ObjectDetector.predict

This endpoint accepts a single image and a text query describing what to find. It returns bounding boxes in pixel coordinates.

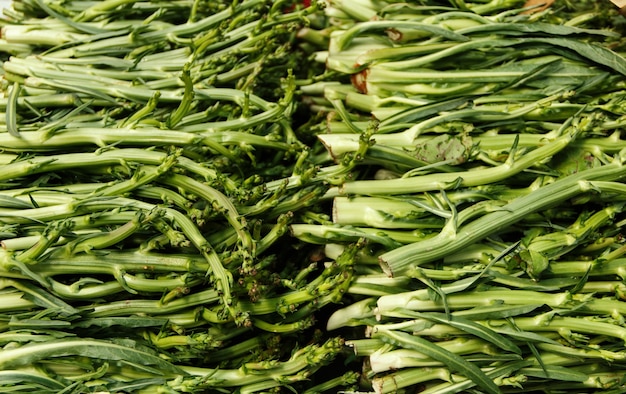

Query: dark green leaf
[376,329,502,394]
[0,370,66,390]
[402,310,522,355]
[0,338,185,375]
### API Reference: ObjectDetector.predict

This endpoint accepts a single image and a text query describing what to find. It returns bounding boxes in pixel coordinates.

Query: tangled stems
[379,152,626,278]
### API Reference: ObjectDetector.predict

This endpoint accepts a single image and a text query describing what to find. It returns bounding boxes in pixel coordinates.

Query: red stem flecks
[285,0,311,13]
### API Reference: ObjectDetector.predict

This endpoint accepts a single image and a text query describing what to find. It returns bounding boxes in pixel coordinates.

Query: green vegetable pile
[2,0,626,393]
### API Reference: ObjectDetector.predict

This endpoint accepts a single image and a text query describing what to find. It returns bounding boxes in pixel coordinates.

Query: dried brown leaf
[522,0,555,14]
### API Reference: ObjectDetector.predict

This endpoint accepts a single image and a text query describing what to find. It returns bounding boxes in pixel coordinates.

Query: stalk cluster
[297,0,626,392]
[3,0,626,393]
[0,0,358,392]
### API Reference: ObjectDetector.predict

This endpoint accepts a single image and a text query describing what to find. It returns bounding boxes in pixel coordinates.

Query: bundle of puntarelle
[0,1,363,393]
[3,0,626,393]
[294,0,626,393]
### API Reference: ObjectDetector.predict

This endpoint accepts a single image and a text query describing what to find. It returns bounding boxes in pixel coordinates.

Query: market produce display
[1,0,626,393]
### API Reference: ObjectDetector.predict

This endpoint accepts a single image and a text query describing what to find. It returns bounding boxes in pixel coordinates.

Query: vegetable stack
[3,0,626,393]
[296,0,626,393]
[0,1,357,393]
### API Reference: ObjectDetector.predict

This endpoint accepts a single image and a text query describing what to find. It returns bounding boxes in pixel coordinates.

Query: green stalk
[485,314,626,343]
[5,82,21,138]
[373,35,619,71]
[0,148,239,194]
[0,289,39,313]
[548,258,626,280]
[330,121,576,197]
[202,333,266,363]
[373,328,501,394]
[0,93,112,111]
[174,337,343,388]
[0,192,237,319]
[372,367,469,394]
[162,173,255,271]
[84,288,220,317]
[380,157,626,277]
[252,315,315,333]
[0,370,66,391]
[255,212,292,255]
[4,249,211,276]
[15,220,73,262]
[332,20,470,53]
[0,148,170,184]
[376,287,626,317]
[302,371,360,394]
[0,25,90,47]
[143,330,223,351]
[369,337,506,372]
[520,204,622,278]
[0,337,184,373]
[537,342,626,363]
[348,275,412,296]
[47,278,127,299]
[59,209,154,256]
[289,222,432,248]
[364,60,602,84]
[73,0,142,22]
[49,275,200,299]
[320,114,571,159]
[33,0,265,58]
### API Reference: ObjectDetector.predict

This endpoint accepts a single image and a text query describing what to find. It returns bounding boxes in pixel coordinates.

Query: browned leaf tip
[522,0,555,14]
